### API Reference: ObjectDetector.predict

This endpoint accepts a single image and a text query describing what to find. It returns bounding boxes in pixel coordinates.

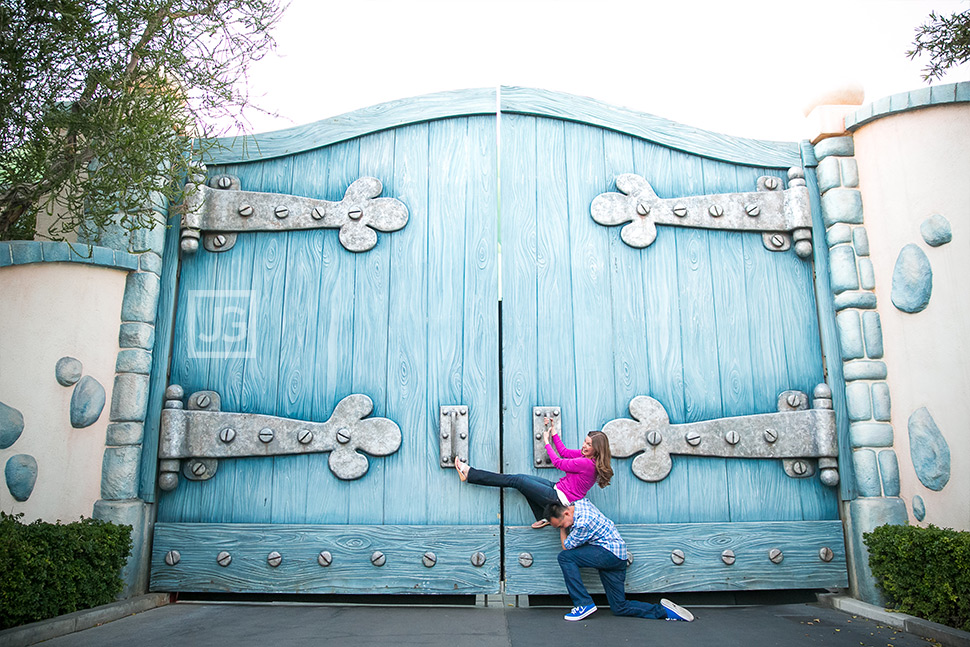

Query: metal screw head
[535,432,542,440]
[471,552,486,567]
[460,406,468,415]
[745,204,761,217]
[685,431,701,446]
[769,548,784,564]
[274,205,289,219]
[297,429,313,445]
[672,204,688,217]
[626,551,634,567]
[553,408,559,417]
[238,204,254,217]
[422,551,437,568]
[770,234,786,248]
[216,551,232,567]
[721,549,736,565]
[217,176,232,189]
[792,460,808,476]
[518,552,534,568]
[441,430,449,439]
[442,456,451,465]
[787,393,801,408]
[196,394,211,408]
[636,202,650,216]
[336,428,351,444]
[708,204,724,218]
[258,427,275,443]
[318,551,333,567]
[311,206,324,220]
[535,410,542,417]
[213,234,227,248]
[164,550,181,566]
[535,458,543,465]
[459,432,467,439]
[371,551,386,567]
[191,461,207,476]
[764,428,778,443]
[267,551,283,567]
[646,430,663,446]
[725,430,740,445]
[671,549,685,565]
[819,546,834,562]
[348,209,363,220]
[764,177,779,190]
[219,428,236,443]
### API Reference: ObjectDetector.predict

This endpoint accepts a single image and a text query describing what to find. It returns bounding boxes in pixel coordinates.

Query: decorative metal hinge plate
[590,168,813,258]
[179,175,409,254]
[157,385,402,490]
[439,405,469,467]
[532,406,561,468]
[603,384,839,486]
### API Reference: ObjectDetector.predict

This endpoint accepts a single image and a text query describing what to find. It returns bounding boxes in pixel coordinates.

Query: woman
[454,418,613,528]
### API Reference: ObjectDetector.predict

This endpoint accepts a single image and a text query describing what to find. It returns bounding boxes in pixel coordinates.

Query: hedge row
[865,523,970,632]
[0,512,132,629]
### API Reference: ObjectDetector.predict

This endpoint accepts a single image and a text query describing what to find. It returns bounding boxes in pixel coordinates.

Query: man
[545,500,694,622]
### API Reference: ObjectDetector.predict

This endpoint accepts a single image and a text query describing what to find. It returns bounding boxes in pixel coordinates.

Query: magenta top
[545,434,597,502]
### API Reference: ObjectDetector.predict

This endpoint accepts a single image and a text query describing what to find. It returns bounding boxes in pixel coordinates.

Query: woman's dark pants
[465,467,559,521]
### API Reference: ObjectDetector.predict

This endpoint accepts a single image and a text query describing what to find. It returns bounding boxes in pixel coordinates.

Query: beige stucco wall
[0,263,125,522]
[852,103,970,530]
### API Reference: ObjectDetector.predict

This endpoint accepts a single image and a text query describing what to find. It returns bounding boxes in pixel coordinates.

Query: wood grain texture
[504,521,847,595]
[500,86,801,169]
[204,88,497,165]
[151,524,500,594]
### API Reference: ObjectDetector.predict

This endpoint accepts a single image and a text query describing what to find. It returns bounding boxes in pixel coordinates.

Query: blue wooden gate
[149,88,847,595]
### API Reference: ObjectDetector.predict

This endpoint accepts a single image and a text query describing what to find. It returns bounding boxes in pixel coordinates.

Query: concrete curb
[818,593,970,647]
[0,593,170,647]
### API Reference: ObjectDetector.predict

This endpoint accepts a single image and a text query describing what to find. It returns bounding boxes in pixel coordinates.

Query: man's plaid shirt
[562,498,628,560]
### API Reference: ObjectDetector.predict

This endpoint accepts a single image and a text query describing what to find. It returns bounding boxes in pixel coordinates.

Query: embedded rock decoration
[908,407,950,491]
[912,495,926,522]
[891,244,932,313]
[70,375,106,428]
[5,454,38,501]
[920,214,952,247]
[0,400,25,449]
[55,357,83,386]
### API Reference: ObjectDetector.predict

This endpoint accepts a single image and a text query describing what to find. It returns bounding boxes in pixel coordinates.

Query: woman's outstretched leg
[454,459,558,522]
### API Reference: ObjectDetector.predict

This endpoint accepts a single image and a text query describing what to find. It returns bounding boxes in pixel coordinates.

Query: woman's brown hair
[587,431,613,488]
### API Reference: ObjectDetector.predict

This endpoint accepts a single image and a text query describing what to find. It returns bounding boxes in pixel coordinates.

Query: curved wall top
[846,80,970,130]
[204,86,801,168]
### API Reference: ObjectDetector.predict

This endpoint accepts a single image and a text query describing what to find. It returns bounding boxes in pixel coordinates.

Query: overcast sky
[231,0,970,142]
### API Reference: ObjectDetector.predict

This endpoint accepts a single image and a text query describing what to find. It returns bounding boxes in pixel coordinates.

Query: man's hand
[560,527,568,550]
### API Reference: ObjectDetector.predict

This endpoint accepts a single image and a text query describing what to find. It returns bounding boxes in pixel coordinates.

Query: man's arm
[560,527,568,550]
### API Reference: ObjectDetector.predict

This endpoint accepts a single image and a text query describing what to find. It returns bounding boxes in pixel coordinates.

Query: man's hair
[544,502,568,520]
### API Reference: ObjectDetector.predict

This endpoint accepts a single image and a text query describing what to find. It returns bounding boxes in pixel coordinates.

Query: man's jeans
[466,468,559,521]
[558,544,666,618]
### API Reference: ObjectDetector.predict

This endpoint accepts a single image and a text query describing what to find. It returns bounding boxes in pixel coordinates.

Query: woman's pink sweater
[545,434,597,502]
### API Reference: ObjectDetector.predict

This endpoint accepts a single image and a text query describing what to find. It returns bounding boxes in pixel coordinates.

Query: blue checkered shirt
[563,498,628,561]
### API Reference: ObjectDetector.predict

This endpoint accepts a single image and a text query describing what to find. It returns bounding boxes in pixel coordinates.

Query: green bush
[0,512,132,630]
[864,523,970,631]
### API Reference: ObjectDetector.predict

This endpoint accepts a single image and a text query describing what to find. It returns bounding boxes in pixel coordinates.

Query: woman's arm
[545,446,594,475]
[552,433,583,459]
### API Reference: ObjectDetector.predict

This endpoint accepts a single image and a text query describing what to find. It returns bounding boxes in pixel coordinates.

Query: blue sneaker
[564,604,597,621]
[661,598,694,621]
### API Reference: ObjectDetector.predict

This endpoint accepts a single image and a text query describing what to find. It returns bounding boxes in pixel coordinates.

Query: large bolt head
[470,551,486,567]
[298,429,313,444]
[275,205,289,219]
[725,430,740,445]
[348,209,363,220]
[164,550,181,566]
[190,461,207,476]
[792,460,808,476]
[371,551,386,567]
[819,546,834,562]
[238,204,254,217]
[217,176,233,189]
[721,549,736,565]
[672,204,688,217]
[196,394,211,408]
[708,204,724,217]
[220,428,236,443]
[311,206,324,220]
[670,549,685,565]
[769,548,784,564]
[518,552,534,568]
[318,551,333,567]
[258,427,275,443]
[336,428,351,444]
[216,551,232,567]
[422,551,437,568]
[267,551,283,567]
[646,431,663,446]
[764,428,778,443]
[685,431,701,446]
[745,204,761,217]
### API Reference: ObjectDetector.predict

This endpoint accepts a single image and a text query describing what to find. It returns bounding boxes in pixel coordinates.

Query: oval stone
[70,375,106,428]
[920,214,952,248]
[912,495,926,522]
[5,454,38,502]
[0,400,25,449]
[55,357,83,386]
[891,244,932,313]
[908,407,950,491]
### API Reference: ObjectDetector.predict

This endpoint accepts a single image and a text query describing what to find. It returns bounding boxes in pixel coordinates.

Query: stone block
[116,349,153,375]
[106,422,145,446]
[130,216,166,255]
[93,499,152,597]
[828,245,859,293]
[109,373,150,423]
[852,228,870,256]
[70,375,106,428]
[826,223,852,247]
[821,189,864,226]
[849,422,894,448]
[68,244,95,263]
[920,214,952,247]
[101,446,141,500]
[908,407,950,491]
[139,251,163,275]
[852,449,881,496]
[862,312,883,358]
[4,454,37,501]
[839,159,859,188]
[858,258,875,290]
[845,382,872,421]
[0,242,12,266]
[834,291,877,311]
[871,382,891,421]
[878,450,900,496]
[844,360,888,381]
[121,272,161,324]
[10,241,43,264]
[119,322,155,350]
[41,242,71,262]
[92,246,116,267]
[835,311,864,360]
[845,497,907,605]
[892,244,932,313]
[113,251,140,271]
[816,156,842,194]
[814,136,855,160]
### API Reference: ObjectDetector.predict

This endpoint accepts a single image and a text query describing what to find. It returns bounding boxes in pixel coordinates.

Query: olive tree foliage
[0,0,285,241]
[907,5,970,82]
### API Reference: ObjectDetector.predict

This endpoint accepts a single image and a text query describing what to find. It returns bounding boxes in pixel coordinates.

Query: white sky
[234,0,970,142]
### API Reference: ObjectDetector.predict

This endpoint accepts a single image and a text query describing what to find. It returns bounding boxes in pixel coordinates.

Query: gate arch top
[204,87,801,168]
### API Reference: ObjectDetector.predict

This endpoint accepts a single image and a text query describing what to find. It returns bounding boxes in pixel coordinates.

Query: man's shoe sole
[564,606,598,621]
[661,598,694,622]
